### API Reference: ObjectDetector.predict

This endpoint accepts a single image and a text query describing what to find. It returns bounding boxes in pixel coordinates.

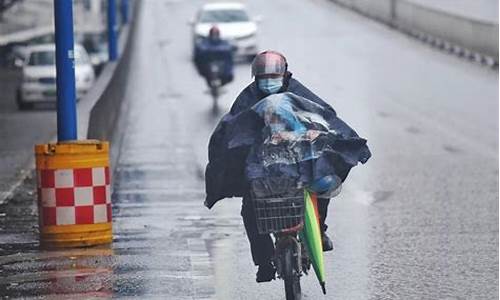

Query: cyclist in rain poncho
[194,26,234,88]
[205,51,371,283]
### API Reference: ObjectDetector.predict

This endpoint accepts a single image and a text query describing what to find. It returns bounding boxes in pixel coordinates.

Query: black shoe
[322,233,334,252]
[256,262,276,283]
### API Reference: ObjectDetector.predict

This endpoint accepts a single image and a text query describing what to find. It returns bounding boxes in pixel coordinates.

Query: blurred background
[0,0,498,299]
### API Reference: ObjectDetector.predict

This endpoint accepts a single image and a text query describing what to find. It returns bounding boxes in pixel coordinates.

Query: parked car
[190,2,260,61]
[4,33,55,68]
[17,44,95,110]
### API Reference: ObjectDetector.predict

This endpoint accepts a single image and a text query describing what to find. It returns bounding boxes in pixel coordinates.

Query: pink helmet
[251,50,288,78]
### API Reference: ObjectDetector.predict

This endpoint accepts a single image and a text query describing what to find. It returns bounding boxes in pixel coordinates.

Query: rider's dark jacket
[205,76,371,209]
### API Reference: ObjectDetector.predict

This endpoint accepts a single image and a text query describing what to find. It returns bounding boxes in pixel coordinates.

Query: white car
[17,44,95,109]
[191,2,260,61]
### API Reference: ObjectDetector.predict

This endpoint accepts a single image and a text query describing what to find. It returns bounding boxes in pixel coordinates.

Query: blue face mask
[258,78,283,94]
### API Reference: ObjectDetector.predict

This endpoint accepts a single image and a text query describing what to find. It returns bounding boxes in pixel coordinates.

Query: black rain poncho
[205,80,371,209]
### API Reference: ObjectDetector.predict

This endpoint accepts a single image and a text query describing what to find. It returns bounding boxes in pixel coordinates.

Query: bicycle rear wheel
[283,246,301,300]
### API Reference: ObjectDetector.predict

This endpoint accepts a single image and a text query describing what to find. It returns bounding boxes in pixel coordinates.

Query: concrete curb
[329,0,498,67]
[87,1,141,177]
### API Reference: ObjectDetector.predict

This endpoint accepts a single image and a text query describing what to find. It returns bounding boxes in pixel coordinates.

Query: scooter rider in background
[194,26,234,89]
[231,51,335,283]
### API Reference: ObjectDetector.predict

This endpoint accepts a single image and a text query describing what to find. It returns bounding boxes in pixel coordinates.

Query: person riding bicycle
[194,26,234,88]
[235,51,338,282]
[206,50,361,283]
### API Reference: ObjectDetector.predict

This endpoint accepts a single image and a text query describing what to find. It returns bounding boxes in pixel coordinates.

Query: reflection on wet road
[0,0,498,298]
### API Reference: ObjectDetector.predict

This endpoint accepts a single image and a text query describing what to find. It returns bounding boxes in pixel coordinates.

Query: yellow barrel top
[35,140,109,169]
[35,140,109,155]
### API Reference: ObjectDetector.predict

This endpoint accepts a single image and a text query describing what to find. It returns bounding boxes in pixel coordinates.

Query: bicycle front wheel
[283,246,301,300]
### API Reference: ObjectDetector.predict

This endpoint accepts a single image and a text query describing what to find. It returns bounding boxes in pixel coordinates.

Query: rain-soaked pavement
[0,0,498,299]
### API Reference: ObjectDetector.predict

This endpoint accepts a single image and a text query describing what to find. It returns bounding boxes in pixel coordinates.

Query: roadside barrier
[35,141,112,248]
[86,0,140,172]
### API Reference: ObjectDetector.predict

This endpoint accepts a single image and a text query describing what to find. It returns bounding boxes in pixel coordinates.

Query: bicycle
[253,189,311,300]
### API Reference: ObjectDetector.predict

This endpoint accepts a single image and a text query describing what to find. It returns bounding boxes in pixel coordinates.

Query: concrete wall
[395,0,498,59]
[329,0,498,61]
[334,0,394,22]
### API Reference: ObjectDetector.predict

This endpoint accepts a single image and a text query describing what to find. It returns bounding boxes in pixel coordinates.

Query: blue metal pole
[54,0,77,141]
[108,0,118,61]
[121,0,129,25]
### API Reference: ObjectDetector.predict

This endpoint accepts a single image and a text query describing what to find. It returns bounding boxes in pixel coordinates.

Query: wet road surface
[0,0,498,299]
[0,66,57,202]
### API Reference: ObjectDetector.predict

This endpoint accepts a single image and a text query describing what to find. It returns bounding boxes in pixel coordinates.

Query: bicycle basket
[253,194,305,234]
